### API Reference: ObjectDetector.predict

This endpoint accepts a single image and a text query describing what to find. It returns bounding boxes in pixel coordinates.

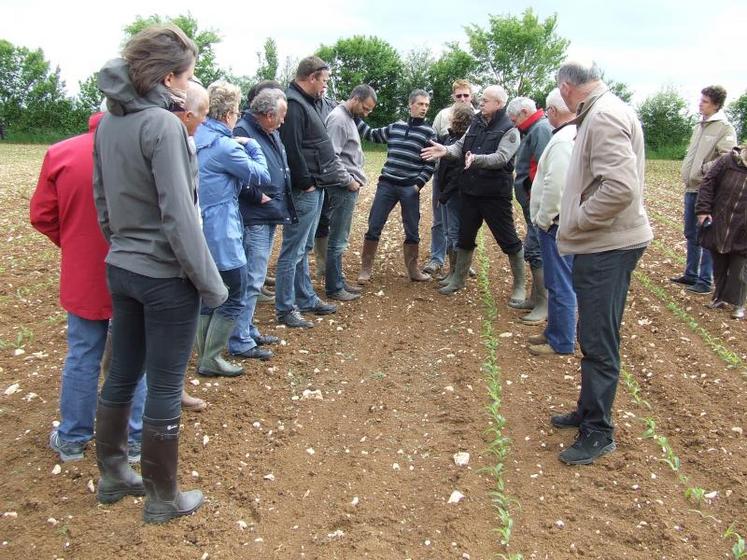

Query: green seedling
[724,523,746,559]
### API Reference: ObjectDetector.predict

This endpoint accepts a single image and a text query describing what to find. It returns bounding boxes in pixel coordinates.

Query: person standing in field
[554,60,653,465]
[671,85,737,295]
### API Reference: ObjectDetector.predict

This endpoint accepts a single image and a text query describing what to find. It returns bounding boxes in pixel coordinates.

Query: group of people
[28,22,745,525]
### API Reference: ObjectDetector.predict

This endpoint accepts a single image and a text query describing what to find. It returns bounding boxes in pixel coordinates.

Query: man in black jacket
[422,85,524,299]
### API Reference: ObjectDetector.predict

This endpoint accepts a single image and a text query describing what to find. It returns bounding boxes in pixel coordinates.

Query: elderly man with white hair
[525,88,577,357]
[422,85,524,298]
[552,61,652,465]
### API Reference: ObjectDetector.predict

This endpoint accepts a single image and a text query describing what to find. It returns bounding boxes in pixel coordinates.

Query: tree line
[1,10,745,155]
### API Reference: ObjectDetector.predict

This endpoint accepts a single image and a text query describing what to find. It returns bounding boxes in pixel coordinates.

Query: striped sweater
[357,117,436,188]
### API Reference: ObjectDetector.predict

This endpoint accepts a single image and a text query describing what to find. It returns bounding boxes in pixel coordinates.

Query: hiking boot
[343,282,362,294]
[527,333,547,345]
[328,288,361,302]
[422,258,442,276]
[49,430,86,462]
[300,300,337,315]
[528,343,564,356]
[559,429,616,465]
[254,334,280,345]
[686,283,712,294]
[669,275,696,286]
[127,440,141,464]
[278,310,314,328]
[234,346,273,360]
[550,410,582,430]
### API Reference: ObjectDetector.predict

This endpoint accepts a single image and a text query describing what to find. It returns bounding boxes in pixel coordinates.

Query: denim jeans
[429,174,446,264]
[229,224,276,354]
[573,247,645,435]
[364,181,421,244]
[325,186,359,295]
[58,313,145,444]
[538,226,576,353]
[442,194,461,253]
[683,191,713,288]
[275,188,323,316]
[101,265,200,421]
[200,266,245,320]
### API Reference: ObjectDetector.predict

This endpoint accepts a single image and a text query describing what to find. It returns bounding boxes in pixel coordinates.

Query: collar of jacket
[551,120,575,136]
[290,81,320,106]
[203,117,232,137]
[517,108,545,133]
[702,109,729,124]
[572,82,609,127]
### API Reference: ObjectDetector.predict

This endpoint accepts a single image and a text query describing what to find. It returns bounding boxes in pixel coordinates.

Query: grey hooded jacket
[93,58,227,308]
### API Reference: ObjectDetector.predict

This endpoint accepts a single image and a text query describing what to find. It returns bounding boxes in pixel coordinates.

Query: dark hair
[701,85,727,110]
[349,84,377,103]
[296,56,329,80]
[246,79,282,106]
[123,25,198,96]
[450,104,474,137]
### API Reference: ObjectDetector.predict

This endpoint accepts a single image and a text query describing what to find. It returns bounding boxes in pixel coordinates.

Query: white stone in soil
[448,490,465,504]
[453,452,470,466]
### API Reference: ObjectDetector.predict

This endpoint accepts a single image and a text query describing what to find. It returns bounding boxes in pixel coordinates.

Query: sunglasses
[454,93,471,99]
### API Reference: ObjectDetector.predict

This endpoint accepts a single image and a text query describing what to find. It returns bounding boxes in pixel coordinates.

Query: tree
[465,9,569,98]
[727,91,747,142]
[601,72,634,104]
[316,36,403,126]
[76,72,103,114]
[428,43,478,114]
[255,37,279,82]
[637,88,694,157]
[123,13,224,86]
[400,47,435,98]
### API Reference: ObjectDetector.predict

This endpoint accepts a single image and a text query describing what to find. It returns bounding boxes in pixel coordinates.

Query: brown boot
[181,390,206,412]
[403,243,431,282]
[357,239,378,284]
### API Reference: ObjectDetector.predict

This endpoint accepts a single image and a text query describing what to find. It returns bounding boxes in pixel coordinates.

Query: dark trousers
[458,193,522,254]
[712,252,747,306]
[573,247,645,435]
[200,266,245,319]
[364,181,421,244]
[101,265,200,420]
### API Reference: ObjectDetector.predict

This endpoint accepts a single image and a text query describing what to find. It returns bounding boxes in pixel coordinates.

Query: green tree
[256,37,279,81]
[316,35,403,126]
[428,43,478,115]
[601,72,634,104]
[637,87,694,158]
[400,47,435,99]
[76,72,102,114]
[123,13,224,86]
[727,91,747,143]
[465,9,569,98]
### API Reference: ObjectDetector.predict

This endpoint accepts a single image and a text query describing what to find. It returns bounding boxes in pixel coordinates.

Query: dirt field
[0,144,744,560]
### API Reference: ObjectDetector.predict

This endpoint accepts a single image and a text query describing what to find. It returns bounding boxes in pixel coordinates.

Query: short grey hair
[482,85,508,105]
[207,81,242,120]
[545,88,571,113]
[409,89,430,104]
[350,84,377,104]
[185,81,208,113]
[556,60,603,87]
[250,88,287,116]
[506,97,537,117]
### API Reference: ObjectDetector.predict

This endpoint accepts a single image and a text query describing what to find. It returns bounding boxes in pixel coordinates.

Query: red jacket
[30,113,111,320]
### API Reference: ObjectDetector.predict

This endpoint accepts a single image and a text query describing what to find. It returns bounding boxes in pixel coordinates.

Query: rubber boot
[95,398,145,504]
[521,267,548,324]
[438,249,457,285]
[314,237,328,282]
[141,417,204,524]
[438,248,473,295]
[197,314,244,377]
[507,249,527,307]
[194,314,210,360]
[403,243,431,281]
[357,239,379,284]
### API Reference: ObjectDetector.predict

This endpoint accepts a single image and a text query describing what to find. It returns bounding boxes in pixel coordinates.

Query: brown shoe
[528,343,561,356]
[181,390,207,412]
[527,333,547,345]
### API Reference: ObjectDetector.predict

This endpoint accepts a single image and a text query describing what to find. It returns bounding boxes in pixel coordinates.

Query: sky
[2,0,744,111]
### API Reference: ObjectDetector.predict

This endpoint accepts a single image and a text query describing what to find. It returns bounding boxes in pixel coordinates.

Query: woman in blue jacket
[195,81,270,377]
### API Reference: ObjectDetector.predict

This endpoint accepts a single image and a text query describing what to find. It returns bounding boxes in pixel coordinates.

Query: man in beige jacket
[554,60,653,465]
[671,86,737,294]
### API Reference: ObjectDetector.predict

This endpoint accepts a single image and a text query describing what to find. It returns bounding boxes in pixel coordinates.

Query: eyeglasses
[454,93,471,99]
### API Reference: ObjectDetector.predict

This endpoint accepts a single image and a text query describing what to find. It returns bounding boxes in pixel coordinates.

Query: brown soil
[0,148,744,560]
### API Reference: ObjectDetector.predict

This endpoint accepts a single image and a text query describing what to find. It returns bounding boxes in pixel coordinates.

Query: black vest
[459,109,515,197]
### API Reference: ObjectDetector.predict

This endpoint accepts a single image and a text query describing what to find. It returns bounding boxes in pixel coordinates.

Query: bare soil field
[0,145,744,559]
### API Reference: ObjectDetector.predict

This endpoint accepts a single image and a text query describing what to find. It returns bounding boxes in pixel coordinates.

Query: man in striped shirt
[356,89,437,283]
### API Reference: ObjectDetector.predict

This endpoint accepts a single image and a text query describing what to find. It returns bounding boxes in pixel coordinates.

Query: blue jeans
[58,313,145,444]
[275,188,323,316]
[364,181,421,244]
[325,186,359,295]
[683,191,713,288]
[573,247,645,435]
[101,265,200,421]
[429,175,446,264]
[229,224,276,354]
[538,227,576,354]
[200,266,245,320]
[442,194,461,252]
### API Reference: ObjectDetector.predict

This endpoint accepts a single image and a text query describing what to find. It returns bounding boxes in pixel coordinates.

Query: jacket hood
[98,58,173,116]
[703,109,729,124]
[194,117,232,151]
[88,112,104,131]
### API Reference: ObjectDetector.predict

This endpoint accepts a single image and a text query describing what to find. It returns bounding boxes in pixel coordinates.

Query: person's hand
[421,140,447,161]
[697,214,712,226]
[303,185,316,193]
[347,180,361,192]
[260,193,271,204]
[464,151,475,169]
[413,185,421,194]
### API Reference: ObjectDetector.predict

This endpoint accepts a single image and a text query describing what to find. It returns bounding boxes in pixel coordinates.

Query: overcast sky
[2,0,744,111]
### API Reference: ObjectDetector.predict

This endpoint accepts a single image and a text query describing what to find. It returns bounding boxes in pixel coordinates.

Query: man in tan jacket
[554,60,653,465]
[671,86,737,294]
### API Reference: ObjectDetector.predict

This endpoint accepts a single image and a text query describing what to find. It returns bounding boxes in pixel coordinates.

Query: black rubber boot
[141,417,204,524]
[438,249,457,285]
[95,398,145,504]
